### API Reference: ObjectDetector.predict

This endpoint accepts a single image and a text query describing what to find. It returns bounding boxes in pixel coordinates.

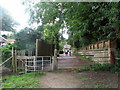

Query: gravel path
[37,71,118,88]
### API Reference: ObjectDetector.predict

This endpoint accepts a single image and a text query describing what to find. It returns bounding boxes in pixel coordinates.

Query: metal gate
[25,56,52,72]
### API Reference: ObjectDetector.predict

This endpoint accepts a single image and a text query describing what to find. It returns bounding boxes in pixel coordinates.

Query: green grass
[2,72,45,88]
[74,52,120,74]
[72,63,120,74]
[94,85,100,88]
[47,69,72,72]
[80,77,89,81]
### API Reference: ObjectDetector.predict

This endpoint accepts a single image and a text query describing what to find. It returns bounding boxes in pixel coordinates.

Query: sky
[0,0,29,31]
[0,0,68,39]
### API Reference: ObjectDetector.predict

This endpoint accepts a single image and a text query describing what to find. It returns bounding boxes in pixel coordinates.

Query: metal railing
[25,56,52,72]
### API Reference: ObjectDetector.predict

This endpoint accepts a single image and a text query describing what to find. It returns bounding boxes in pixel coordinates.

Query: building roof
[6,39,15,42]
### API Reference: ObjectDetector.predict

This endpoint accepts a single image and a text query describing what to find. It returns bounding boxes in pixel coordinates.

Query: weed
[94,85,100,88]
[26,72,45,77]
[2,72,45,88]
[73,62,120,74]
[80,77,89,81]
[110,66,120,73]
[74,52,120,74]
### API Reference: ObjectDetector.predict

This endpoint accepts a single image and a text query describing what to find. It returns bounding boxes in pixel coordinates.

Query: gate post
[12,47,17,73]
[108,40,117,65]
[34,56,36,72]
[52,49,58,70]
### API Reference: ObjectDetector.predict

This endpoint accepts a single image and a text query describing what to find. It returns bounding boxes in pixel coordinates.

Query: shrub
[74,63,120,74]
[89,63,111,71]
[1,43,16,68]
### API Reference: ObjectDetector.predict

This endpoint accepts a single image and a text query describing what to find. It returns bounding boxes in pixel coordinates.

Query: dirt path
[38,72,82,88]
[37,54,118,88]
[37,71,118,88]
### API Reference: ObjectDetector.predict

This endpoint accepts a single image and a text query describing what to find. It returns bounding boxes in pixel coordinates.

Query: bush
[73,66,90,72]
[89,63,111,71]
[74,63,120,74]
[110,66,120,73]
[1,43,16,68]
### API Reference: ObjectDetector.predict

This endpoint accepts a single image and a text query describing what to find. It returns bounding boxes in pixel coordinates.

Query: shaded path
[57,54,92,69]
[37,55,118,88]
[38,71,118,88]
[38,72,82,88]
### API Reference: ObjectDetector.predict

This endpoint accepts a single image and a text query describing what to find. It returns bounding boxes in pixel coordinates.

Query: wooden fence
[80,40,117,51]
[15,50,36,70]
[78,40,119,64]
[1,39,56,73]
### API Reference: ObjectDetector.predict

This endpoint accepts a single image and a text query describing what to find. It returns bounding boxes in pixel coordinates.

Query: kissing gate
[15,39,55,72]
[1,39,57,73]
[25,56,52,72]
[16,51,53,73]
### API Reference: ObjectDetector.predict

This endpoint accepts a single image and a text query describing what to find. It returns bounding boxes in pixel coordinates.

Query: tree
[0,43,16,68]
[23,2,120,49]
[62,2,120,48]
[0,6,18,32]
[24,2,65,50]
[15,27,42,51]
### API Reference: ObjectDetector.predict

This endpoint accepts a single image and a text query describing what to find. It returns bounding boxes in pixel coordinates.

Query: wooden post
[12,47,14,72]
[12,47,17,73]
[34,56,36,71]
[52,49,58,70]
[108,40,117,65]
[36,39,39,56]
[25,58,27,73]
[97,43,99,49]
[21,51,25,69]
[15,50,17,72]
[42,57,44,71]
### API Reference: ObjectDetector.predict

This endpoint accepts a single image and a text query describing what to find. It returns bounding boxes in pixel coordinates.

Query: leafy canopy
[0,6,18,32]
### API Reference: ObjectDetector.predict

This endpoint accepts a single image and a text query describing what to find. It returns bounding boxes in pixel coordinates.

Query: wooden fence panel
[36,39,54,56]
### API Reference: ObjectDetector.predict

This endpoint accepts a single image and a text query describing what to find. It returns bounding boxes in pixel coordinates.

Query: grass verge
[47,69,71,72]
[73,52,120,75]
[2,72,45,88]
[72,63,120,75]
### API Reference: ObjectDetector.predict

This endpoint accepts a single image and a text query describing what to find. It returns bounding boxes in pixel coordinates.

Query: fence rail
[25,56,52,72]
[80,40,117,51]
[1,47,56,73]
[0,56,12,66]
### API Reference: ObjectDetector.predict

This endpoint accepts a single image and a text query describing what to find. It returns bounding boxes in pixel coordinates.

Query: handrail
[0,56,12,66]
